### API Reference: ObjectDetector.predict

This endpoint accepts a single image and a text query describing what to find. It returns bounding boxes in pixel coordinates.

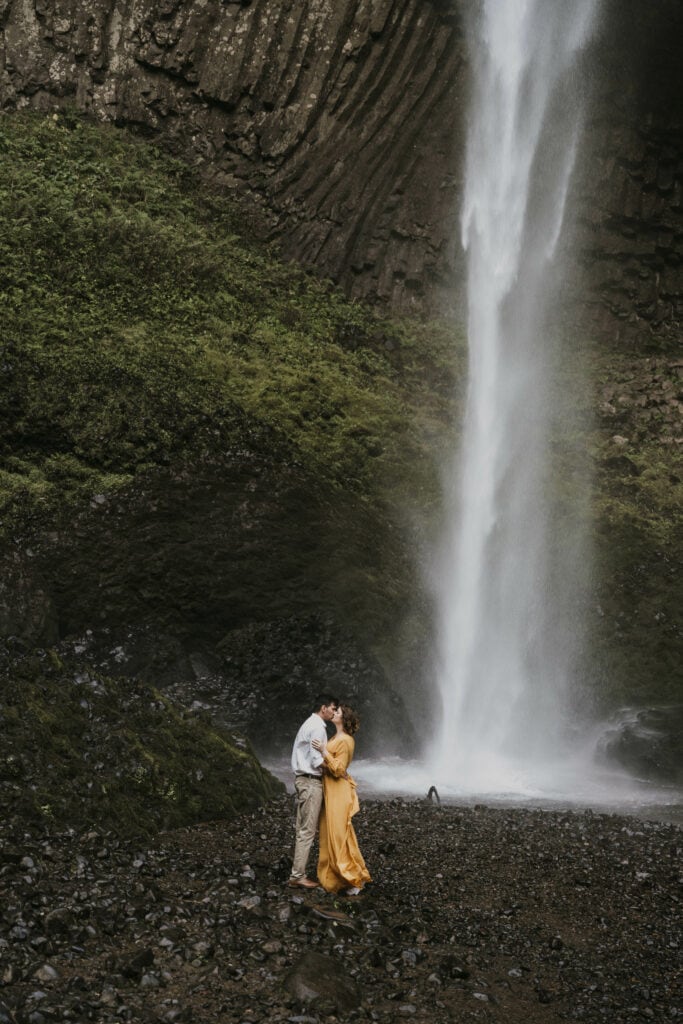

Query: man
[288,693,339,889]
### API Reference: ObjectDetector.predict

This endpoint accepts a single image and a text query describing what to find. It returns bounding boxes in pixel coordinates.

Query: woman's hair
[341,704,361,736]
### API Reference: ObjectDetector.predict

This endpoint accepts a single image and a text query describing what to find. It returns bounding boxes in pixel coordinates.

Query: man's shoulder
[298,713,324,735]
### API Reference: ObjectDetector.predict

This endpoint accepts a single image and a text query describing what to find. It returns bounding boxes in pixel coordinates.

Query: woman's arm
[321,739,352,778]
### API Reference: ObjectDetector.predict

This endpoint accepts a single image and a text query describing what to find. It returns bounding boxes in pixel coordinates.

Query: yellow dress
[318,733,371,893]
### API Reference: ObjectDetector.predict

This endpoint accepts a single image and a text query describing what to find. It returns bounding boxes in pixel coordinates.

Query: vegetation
[0,644,284,835]
[0,111,462,544]
[588,350,682,708]
[0,111,462,831]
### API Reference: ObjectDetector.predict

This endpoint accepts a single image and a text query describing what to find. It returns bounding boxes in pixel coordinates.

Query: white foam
[265,755,682,823]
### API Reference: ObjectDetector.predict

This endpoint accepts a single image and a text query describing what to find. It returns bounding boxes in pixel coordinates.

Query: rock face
[0,0,466,314]
[0,639,285,835]
[0,0,679,339]
[0,111,436,761]
[596,704,683,785]
[575,0,683,348]
[0,554,57,644]
[18,447,419,756]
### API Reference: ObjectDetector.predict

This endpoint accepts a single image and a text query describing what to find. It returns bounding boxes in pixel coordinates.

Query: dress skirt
[318,733,371,893]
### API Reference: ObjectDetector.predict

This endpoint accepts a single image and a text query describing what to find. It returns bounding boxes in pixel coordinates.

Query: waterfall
[429,0,599,793]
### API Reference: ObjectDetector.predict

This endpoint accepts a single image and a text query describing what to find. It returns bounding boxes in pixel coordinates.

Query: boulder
[284,950,361,1010]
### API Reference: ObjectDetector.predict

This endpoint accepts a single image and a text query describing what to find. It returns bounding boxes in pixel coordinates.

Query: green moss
[560,342,682,708]
[0,651,284,836]
[0,111,459,542]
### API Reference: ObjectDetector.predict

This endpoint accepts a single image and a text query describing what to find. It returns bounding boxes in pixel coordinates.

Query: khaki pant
[291,775,323,880]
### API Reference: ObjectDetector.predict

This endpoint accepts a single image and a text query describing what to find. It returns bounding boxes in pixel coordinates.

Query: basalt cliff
[1,0,681,340]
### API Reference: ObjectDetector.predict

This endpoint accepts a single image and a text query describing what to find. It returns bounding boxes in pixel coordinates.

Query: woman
[311,703,371,895]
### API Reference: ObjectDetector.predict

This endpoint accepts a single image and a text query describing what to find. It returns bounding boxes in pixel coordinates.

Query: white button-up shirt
[291,713,327,775]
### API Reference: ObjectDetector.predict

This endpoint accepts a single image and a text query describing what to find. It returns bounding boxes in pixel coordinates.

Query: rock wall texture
[0,0,466,314]
[576,0,683,347]
[0,0,681,340]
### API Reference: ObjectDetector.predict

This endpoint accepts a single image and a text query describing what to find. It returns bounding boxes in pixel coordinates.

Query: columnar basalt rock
[0,0,680,336]
[0,0,466,313]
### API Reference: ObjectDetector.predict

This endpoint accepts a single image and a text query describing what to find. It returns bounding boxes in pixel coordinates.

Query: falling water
[429,0,599,795]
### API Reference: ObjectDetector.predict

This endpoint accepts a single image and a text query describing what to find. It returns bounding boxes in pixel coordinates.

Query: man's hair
[312,694,339,713]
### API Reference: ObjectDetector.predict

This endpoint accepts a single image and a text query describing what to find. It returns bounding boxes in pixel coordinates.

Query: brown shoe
[287,877,320,889]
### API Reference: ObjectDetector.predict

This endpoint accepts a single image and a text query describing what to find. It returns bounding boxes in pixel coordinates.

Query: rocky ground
[0,796,681,1024]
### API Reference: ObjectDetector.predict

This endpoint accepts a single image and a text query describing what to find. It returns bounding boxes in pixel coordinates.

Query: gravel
[0,796,681,1023]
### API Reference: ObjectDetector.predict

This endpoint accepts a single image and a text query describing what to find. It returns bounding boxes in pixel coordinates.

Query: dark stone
[42,913,73,937]
[118,947,155,980]
[0,1001,15,1024]
[284,950,361,1010]
[597,704,683,785]
[0,558,58,644]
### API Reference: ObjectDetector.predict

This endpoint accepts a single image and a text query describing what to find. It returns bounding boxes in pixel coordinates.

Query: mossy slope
[0,111,458,825]
[0,111,458,543]
[589,351,682,709]
[0,644,284,836]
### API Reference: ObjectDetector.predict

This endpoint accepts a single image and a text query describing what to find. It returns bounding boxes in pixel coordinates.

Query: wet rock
[43,909,74,936]
[32,965,59,984]
[284,951,361,1010]
[597,705,683,783]
[0,798,680,1023]
[0,1001,15,1024]
[140,973,161,989]
[119,948,155,980]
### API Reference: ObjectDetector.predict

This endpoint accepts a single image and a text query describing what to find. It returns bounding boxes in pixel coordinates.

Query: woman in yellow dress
[311,704,371,895]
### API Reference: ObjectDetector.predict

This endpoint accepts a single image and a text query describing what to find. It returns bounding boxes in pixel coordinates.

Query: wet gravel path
[0,797,681,1023]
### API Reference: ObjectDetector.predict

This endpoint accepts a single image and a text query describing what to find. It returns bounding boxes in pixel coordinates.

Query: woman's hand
[311,738,325,752]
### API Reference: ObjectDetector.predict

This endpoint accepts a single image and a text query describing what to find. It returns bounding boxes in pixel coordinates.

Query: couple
[288,694,371,894]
